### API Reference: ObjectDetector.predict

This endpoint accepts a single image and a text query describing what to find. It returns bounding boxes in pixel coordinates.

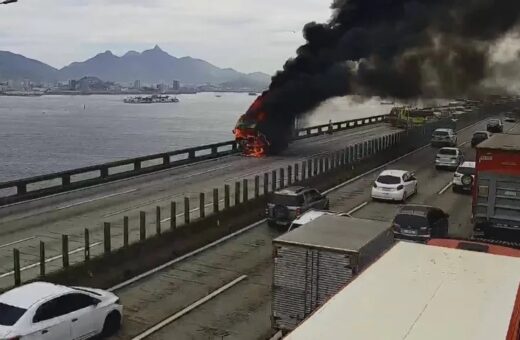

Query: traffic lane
[110,222,278,340]
[0,123,390,222]
[0,126,396,276]
[0,124,392,227]
[145,265,273,340]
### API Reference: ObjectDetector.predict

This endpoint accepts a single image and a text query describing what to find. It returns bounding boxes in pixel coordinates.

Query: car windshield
[433,130,449,136]
[376,175,401,184]
[488,119,500,125]
[394,214,429,229]
[457,166,475,175]
[473,132,488,139]
[438,149,457,155]
[0,302,26,326]
[271,194,304,206]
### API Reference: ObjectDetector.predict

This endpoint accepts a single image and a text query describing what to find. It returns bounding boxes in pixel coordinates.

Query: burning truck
[233,92,292,157]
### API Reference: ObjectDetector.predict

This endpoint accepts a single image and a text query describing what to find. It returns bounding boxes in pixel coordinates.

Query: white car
[288,209,351,232]
[371,170,418,202]
[0,282,122,339]
[452,161,476,193]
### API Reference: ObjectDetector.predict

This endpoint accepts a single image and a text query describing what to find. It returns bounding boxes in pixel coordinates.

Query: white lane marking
[0,154,239,210]
[56,189,137,211]
[458,141,469,147]
[438,182,453,195]
[0,242,103,278]
[108,219,266,292]
[346,202,369,215]
[0,237,36,250]
[159,198,227,223]
[130,275,248,340]
[323,116,490,196]
[103,192,184,218]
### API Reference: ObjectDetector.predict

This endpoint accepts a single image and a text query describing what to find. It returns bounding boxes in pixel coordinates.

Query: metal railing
[0,114,389,205]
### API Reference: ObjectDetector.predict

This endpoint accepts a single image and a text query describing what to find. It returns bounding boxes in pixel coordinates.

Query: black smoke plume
[252,0,520,152]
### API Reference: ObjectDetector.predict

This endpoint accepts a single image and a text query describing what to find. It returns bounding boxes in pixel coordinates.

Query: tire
[268,221,278,228]
[102,311,121,337]
[401,191,407,203]
[414,184,418,196]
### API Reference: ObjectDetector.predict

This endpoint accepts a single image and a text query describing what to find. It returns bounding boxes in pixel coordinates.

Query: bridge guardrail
[0,114,389,206]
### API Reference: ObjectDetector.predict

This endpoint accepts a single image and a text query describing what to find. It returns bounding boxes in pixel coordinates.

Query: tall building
[172,80,180,91]
[134,80,141,89]
[69,80,77,90]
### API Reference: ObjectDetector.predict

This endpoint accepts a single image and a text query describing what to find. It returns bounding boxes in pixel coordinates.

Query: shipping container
[284,242,520,340]
[271,215,393,333]
[473,134,520,238]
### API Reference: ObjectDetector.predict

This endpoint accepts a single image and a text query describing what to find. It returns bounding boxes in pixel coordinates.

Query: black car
[471,131,490,147]
[486,119,503,133]
[392,205,449,243]
[267,186,329,228]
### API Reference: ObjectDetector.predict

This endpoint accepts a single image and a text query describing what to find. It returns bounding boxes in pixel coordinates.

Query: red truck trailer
[473,134,520,240]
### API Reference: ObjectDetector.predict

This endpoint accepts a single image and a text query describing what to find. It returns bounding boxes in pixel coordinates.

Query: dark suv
[486,119,503,133]
[267,186,329,228]
[392,205,449,243]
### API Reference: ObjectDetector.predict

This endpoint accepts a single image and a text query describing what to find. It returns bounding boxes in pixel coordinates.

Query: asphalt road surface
[0,123,399,288]
[106,115,517,340]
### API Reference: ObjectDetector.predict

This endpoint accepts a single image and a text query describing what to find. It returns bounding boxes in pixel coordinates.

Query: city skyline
[0,0,332,75]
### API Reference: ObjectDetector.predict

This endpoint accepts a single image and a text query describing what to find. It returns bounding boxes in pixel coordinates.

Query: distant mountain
[0,46,271,89]
[0,51,58,82]
[58,45,271,87]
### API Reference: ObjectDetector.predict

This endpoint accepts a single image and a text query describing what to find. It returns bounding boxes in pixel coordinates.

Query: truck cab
[473,134,520,241]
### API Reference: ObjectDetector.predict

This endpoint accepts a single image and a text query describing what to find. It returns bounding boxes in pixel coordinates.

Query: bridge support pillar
[213,188,219,213]
[200,193,205,219]
[235,182,241,206]
[62,235,69,268]
[13,249,20,286]
[39,241,45,277]
[104,222,111,254]
[242,179,248,203]
[156,206,161,234]
[225,185,230,209]
[84,228,90,261]
[140,211,147,239]
[170,202,177,229]
[184,198,190,225]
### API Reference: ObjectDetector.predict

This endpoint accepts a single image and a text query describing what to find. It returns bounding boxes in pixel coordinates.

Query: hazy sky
[0,0,332,74]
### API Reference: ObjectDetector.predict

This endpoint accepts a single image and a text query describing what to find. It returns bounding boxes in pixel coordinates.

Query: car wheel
[324,201,330,210]
[401,191,407,203]
[414,183,418,195]
[102,311,121,337]
[267,221,278,228]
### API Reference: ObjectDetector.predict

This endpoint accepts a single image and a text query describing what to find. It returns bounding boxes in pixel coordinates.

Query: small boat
[248,92,257,96]
[124,95,179,104]
[215,94,222,98]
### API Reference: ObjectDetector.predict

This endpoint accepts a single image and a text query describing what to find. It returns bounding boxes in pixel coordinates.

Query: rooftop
[379,169,408,177]
[274,215,391,253]
[477,133,520,151]
[274,186,306,196]
[285,242,520,340]
[0,282,73,309]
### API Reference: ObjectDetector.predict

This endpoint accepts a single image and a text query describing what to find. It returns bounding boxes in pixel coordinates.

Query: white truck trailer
[284,241,520,340]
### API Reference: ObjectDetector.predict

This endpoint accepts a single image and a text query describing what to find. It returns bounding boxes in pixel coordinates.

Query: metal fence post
[280,168,285,188]
[288,165,293,185]
[184,198,190,225]
[243,179,248,202]
[302,161,307,181]
[39,241,45,277]
[200,193,205,219]
[235,181,241,206]
[213,188,219,213]
[254,176,260,198]
[272,170,277,192]
[156,206,161,234]
[170,202,177,229]
[62,235,69,268]
[123,216,129,246]
[104,222,111,254]
[140,211,147,240]
[264,173,269,194]
[84,228,90,261]
[294,163,299,183]
[325,156,330,172]
[13,249,20,286]
[319,157,324,174]
[314,158,319,175]
[225,185,230,209]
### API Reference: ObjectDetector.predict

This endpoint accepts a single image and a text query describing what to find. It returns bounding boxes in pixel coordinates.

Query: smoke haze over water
[257,0,520,142]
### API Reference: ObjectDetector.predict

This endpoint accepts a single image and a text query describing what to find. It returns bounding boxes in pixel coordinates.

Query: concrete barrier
[0,114,389,206]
